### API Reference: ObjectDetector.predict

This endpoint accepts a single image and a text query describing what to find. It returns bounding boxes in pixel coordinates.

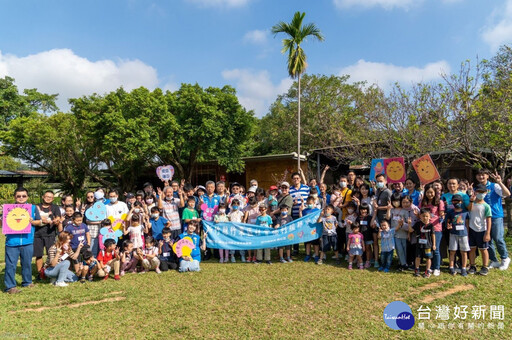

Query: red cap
[269,185,278,191]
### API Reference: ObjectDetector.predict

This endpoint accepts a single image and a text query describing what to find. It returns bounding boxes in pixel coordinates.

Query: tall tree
[272,11,324,170]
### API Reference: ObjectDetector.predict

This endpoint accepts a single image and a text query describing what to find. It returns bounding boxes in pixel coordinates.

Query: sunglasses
[280,186,288,189]
[16,195,28,198]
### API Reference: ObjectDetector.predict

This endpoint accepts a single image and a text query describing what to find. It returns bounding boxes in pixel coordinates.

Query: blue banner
[203,211,322,250]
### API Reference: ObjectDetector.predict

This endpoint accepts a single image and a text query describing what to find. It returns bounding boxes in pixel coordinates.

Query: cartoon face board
[384,157,406,184]
[85,202,107,222]
[156,165,175,182]
[173,237,196,258]
[369,159,385,181]
[412,154,440,185]
[3,204,32,234]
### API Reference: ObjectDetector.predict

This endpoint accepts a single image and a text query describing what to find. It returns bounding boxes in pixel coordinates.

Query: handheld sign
[3,204,32,234]
[173,237,196,258]
[384,157,406,184]
[156,165,174,182]
[369,158,385,181]
[85,202,107,222]
[412,154,440,185]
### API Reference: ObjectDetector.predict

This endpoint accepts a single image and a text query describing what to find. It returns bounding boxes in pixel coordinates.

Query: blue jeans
[44,260,78,283]
[395,238,407,266]
[433,231,443,270]
[4,244,33,291]
[380,250,393,269]
[488,218,509,262]
[90,237,99,257]
[179,259,200,272]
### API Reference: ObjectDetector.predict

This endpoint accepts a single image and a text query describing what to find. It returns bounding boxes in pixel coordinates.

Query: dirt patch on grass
[415,280,448,292]
[104,291,124,296]
[11,297,125,313]
[421,284,474,303]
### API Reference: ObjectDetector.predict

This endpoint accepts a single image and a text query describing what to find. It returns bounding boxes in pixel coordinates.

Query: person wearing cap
[467,183,493,275]
[266,185,279,216]
[249,179,258,189]
[227,182,246,210]
[445,194,470,276]
[125,192,136,211]
[475,169,511,271]
[270,181,293,220]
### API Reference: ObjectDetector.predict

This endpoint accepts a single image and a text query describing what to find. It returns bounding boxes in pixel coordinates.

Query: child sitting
[411,208,435,278]
[158,227,178,271]
[80,250,99,283]
[228,199,246,262]
[120,240,138,275]
[378,220,395,272]
[178,220,206,272]
[318,204,339,265]
[275,205,293,263]
[347,224,365,270]
[214,203,230,263]
[97,239,121,280]
[136,236,161,274]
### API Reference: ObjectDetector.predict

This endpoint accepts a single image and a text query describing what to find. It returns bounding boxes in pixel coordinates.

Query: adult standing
[158,185,185,240]
[289,172,310,255]
[476,169,511,270]
[270,182,293,220]
[59,194,74,215]
[200,181,221,260]
[372,174,393,224]
[347,171,356,190]
[4,187,42,294]
[35,190,61,279]
[83,190,102,256]
[106,189,129,221]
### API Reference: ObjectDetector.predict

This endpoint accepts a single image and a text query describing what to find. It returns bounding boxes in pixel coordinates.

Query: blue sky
[0,0,510,116]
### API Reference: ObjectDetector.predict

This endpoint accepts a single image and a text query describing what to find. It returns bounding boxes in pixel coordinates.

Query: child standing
[411,208,435,278]
[378,220,395,272]
[300,196,321,263]
[182,197,200,233]
[387,193,410,271]
[343,201,359,262]
[214,203,230,263]
[318,204,339,265]
[275,205,293,263]
[136,236,161,274]
[255,204,273,264]
[346,224,365,269]
[243,197,260,263]
[419,184,445,276]
[124,213,147,250]
[446,194,470,277]
[64,212,90,274]
[228,199,246,262]
[357,203,374,268]
[149,206,170,241]
[468,184,492,276]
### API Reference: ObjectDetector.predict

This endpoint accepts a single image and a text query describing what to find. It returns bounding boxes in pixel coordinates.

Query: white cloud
[185,0,251,9]
[243,29,268,45]
[222,68,292,117]
[482,0,512,51]
[339,59,450,90]
[0,48,159,111]
[333,0,417,10]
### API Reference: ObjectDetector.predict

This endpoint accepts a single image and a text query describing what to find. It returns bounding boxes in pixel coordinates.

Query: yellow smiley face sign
[2,204,32,234]
[384,158,406,183]
[412,154,440,185]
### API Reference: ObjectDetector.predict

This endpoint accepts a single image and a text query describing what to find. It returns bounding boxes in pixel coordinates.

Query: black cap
[143,182,152,188]
[230,182,241,188]
[452,194,463,202]
[475,184,488,192]
[125,193,135,199]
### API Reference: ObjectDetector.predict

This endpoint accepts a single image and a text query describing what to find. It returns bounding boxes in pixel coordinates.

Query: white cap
[280,181,290,188]
[94,191,104,200]
[248,186,258,193]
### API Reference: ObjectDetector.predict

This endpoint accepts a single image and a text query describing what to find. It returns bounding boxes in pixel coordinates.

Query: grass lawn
[0,232,511,339]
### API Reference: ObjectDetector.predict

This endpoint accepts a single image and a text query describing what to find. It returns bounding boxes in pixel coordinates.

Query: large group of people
[3,167,511,293]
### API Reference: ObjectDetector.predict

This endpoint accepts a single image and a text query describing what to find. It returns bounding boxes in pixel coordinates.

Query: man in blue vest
[475,169,511,270]
[4,187,42,294]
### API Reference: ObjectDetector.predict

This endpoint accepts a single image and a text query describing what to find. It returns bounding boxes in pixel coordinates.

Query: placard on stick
[369,159,385,181]
[412,154,440,185]
[384,157,406,184]
[2,204,32,234]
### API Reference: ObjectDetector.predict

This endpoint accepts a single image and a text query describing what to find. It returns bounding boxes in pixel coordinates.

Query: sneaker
[266,261,272,265]
[254,260,262,264]
[55,281,69,287]
[155,268,161,274]
[407,266,415,271]
[383,268,389,273]
[87,275,94,282]
[461,268,468,277]
[80,277,86,284]
[251,257,257,263]
[103,274,110,280]
[314,256,320,264]
[478,266,489,276]
[397,267,403,272]
[374,261,380,268]
[219,259,224,263]
[364,261,371,269]
[423,271,431,278]
[138,269,148,274]
[348,264,353,270]
[50,277,57,285]
[468,265,477,275]
[359,264,364,270]
[433,269,440,276]
[241,256,246,263]
[114,275,121,280]
[317,259,323,265]
[6,287,22,294]
[286,257,293,263]
[455,267,462,274]
[414,269,420,277]
[489,261,501,269]
[231,256,236,263]
[331,255,338,260]
[120,270,125,276]
[499,257,511,271]
[279,258,287,263]
[322,255,326,261]
[449,267,456,276]
[304,255,311,262]
[378,266,384,272]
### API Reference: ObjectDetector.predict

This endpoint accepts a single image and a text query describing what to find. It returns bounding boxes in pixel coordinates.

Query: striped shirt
[45,245,75,268]
[289,184,310,218]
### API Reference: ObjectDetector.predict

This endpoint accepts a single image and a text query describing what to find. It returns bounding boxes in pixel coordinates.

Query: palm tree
[272,12,324,171]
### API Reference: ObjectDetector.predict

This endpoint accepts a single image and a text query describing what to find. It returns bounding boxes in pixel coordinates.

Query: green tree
[272,11,324,170]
